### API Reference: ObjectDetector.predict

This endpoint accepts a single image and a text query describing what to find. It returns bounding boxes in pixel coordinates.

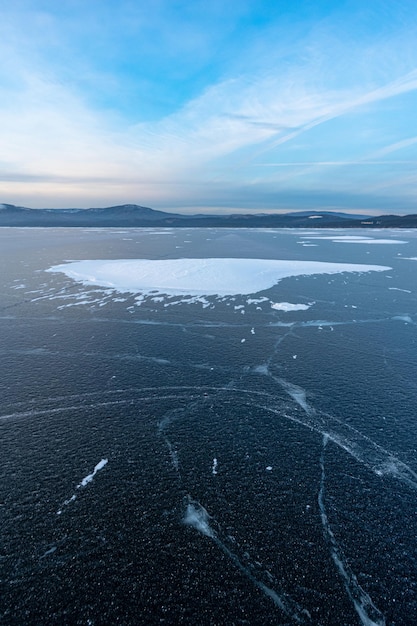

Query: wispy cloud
[368,136,417,159]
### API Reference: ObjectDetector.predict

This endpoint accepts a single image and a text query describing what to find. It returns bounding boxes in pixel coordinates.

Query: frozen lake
[1,227,417,625]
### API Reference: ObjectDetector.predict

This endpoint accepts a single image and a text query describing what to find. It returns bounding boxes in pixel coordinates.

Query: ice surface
[48,258,391,297]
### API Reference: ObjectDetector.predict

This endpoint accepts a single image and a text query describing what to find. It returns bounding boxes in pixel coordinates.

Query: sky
[1,0,417,214]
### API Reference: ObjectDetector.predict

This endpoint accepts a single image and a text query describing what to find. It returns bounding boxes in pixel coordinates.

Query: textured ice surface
[48,258,391,297]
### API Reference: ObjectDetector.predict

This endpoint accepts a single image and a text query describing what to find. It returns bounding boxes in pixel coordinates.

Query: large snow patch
[48,258,391,297]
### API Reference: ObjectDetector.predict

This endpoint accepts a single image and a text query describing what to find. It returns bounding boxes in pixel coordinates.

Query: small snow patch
[271,302,312,312]
[212,458,218,475]
[78,459,108,488]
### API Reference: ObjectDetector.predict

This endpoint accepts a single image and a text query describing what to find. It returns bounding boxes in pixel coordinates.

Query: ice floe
[48,258,391,298]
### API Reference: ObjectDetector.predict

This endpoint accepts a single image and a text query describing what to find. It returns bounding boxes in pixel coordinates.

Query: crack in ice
[318,437,386,626]
[183,500,312,624]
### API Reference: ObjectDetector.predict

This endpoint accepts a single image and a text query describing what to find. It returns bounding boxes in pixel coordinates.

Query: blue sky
[1,0,417,214]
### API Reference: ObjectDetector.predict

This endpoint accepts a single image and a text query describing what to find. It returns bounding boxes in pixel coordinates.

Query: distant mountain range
[1,203,416,228]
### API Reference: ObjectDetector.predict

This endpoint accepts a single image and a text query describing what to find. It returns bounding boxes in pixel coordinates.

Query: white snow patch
[78,459,108,488]
[392,315,413,323]
[48,258,391,298]
[301,235,368,241]
[271,302,312,312]
[389,287,411,293]
[163,295,211,308]
[183,503,214,537]
[246,297,269,305]
[57,459,107,514]
[356,239,407,245]
[301,235,406,244]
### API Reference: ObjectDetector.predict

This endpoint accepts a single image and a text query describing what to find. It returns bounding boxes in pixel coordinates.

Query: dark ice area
[1,227,417,625]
